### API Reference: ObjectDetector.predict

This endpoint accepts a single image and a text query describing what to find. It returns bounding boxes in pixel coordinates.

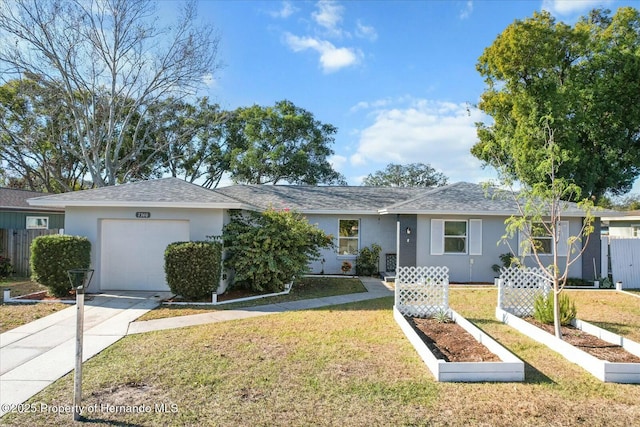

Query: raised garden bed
[394,306,524,382]
[496,307,640,383]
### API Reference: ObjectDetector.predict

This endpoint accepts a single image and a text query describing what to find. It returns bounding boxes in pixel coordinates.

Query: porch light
[406,227,412,235]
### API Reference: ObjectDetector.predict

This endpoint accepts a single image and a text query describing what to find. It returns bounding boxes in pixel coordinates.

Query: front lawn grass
[0,278,67,333]
[4,288,640,426]
[137,276,367,321]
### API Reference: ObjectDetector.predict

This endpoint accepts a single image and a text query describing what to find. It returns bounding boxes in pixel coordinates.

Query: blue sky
[192,0,637,189]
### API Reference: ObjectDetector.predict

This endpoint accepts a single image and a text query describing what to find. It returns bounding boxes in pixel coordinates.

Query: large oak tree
[472,7,640,201]
[225,100,346,185]
[362,163,448,187]
[0,0,220,187]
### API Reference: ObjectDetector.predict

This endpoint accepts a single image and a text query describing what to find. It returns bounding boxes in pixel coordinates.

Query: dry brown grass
[0,278,68,333]
[2,289,639,426]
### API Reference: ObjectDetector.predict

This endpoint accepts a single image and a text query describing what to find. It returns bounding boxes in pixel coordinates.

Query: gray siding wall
[0,211,64,229]
[415,215,585,283]
[304,214,397,275]
[581,218,601,280]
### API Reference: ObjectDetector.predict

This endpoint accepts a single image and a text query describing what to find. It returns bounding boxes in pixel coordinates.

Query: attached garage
[100,219,190,291]
[26,178,251,293]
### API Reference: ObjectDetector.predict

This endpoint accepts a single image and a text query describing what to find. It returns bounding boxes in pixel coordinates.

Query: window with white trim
[431,219,482,256]
[338,219,359,256]
[531,223,552,254]
[26,216,48,229]
[633,225,640,237]
[519,221,569,256]
[444,220,467,253]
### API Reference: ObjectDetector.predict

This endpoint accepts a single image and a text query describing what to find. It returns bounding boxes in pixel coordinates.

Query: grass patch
[137,276,367,321]
[4,289,640,426]
[0,277,47,300]
[0,278,68,333]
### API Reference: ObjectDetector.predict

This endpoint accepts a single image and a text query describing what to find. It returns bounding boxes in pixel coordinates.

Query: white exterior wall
[415,215,584,283]
[608,221,640,238]
[64,206,224,292]
[304,213,397,275]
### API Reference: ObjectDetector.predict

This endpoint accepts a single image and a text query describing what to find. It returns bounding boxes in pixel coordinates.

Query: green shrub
[0,255,14,278]
[30,235,91,297]
[164,241,222,300]
[533,293,577,326]
[491,252,519,274]
[355,243,382,276]
[222,209,333,293]
[565,277,591,287]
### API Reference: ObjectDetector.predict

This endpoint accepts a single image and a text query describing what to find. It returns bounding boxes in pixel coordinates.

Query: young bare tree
[497,120,595,339]
[0,0,220,187]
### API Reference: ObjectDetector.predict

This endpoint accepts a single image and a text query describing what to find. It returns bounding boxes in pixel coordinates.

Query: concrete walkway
[0,278,393,417]
[0,291,170,417]
[127,277,393,335]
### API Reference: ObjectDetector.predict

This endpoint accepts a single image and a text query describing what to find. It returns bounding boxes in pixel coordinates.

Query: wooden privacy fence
[0,229,61,277]
[497,267,551,317]
[394,266,449,317]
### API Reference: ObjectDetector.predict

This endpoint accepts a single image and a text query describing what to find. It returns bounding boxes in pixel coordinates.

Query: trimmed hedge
[164,241,222,300]
[30,235,91,297]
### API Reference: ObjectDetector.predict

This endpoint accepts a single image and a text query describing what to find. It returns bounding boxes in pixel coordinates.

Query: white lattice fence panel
[498,267,551,317]
[395,266,449,317]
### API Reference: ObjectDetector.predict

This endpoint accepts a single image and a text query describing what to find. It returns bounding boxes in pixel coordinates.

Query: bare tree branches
[0,0,220,186]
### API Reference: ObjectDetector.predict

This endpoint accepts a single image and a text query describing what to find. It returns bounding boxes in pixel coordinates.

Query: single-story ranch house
[28,178,603,293]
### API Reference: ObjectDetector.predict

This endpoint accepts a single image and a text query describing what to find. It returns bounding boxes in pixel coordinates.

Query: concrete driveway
[0,291,170,417]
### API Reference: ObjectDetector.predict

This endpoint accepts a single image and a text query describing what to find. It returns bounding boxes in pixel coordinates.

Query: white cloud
[280,1,375,74]
[328,154,347,172]
[459,1,473,20]
[349,98,393,113]
[284,33,362,73]
[541,0,613,16]
[202,73,217,88]
[270,1,298,19]
[350,99,493,183]
[355,20,378,41]
[312,0,345,37]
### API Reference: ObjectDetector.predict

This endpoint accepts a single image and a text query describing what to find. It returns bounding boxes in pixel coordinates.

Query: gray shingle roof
[217,184,425,212]
[25,178,598,217]
[381,182,592,217]
[1,188,63,211]
[27,178,247,208]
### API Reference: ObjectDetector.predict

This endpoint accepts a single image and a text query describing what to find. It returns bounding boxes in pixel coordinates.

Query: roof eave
[379,209,594,217]
[1,205,65,212]
[27,200,251,210]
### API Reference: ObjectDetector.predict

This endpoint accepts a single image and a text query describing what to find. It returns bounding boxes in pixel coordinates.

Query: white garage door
[101,219,190,291]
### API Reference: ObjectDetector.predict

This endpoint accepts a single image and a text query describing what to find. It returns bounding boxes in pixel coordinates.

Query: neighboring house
[1,188,65,276]
[28,178,603,292]
[0,188,65,230]
[602,211,640,238]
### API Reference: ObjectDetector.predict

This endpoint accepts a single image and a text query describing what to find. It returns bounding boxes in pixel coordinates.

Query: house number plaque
[136,212,151,218]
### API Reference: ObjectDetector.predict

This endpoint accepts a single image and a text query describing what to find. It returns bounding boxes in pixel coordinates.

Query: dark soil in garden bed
[407,316,501,362]
[525,318,640,363]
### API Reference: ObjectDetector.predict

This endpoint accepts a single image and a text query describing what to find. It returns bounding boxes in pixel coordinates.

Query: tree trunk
[553,287,563,339]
